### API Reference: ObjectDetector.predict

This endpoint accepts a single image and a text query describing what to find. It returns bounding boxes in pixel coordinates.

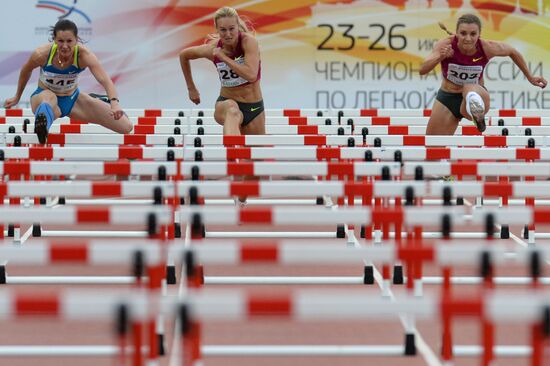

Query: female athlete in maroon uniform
[179,7,264,205]
[420,14,547,135]
[179,6,264,137]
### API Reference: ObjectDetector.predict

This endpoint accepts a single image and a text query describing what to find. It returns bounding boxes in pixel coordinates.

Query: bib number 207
[449,70,479,80]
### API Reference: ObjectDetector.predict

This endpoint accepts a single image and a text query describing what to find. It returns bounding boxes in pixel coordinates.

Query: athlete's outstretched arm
[419,37,453,76]
[81,48,124,120]
[213,36,260,82]
[4,47,45,108]
[179,43,214,105]
[483,40,547,88]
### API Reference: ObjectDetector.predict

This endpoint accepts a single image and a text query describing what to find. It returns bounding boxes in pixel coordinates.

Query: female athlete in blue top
[4,19,132,143]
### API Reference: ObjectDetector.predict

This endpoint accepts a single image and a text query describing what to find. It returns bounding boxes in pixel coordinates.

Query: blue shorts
[31,87,80,118]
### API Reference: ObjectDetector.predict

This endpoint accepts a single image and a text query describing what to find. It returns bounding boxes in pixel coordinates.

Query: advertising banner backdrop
[1,0,549,109]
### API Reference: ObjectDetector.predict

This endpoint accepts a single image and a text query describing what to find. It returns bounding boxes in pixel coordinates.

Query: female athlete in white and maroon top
[179,6,265,137]
[420,13,547,135]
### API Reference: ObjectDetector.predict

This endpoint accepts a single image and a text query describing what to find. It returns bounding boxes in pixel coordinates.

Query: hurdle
[4,107,550,118]
[0,288,548,365]
[2,239,548,287]
[3,133,183,146]
[0,146,182,160]
[2,107,550,366]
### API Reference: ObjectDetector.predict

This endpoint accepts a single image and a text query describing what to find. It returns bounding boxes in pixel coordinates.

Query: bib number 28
[220,69,239,79]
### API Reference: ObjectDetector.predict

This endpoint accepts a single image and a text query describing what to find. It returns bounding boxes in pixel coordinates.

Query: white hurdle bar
[1,133,545,148]
[180,161,401,177]
[5,240,549,288]
[4,107,550,118]
[177,206,470,226]
[0,161,178,177]
[1,115,188,127]
[0,108,188,118]
[184,240,550,267]
[0,288,548,323]
[185,124,352,135]
[1,239,548,267]
[334,108,550,118]
[177,180,550,200]
[14,180,546,212]
[0,123,354,136]
[184,146,548,161]
[0,206,172,225]
[187,134,549,147]
[0,181,176,199]
[0,146,539,163]
[4,133,183,146]
[0,146,183,160]
[404,161,550,177]
[184,115,550,129]
[176,205,550,226]
[0,161,397,178]
[0,289,547,359]
[5,115,550,132]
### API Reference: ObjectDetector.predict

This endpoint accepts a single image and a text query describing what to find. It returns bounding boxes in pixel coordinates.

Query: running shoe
[234,196,247,207]
[89,93,110,103]
[427,175,455,181]
[469,98,486,132]
[34,112,48,144]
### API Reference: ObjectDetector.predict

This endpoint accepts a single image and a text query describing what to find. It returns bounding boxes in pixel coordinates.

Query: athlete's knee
[119,116,133,134]
[225,101,242,119]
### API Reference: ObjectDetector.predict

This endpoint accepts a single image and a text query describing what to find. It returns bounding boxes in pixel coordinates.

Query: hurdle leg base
[404,333,416,356]
[393,265,404,285]
[166,265,177,285]
[32,224,42,237]
[500,225,509,239]
[363,265,374,285]
[336,225,345,238]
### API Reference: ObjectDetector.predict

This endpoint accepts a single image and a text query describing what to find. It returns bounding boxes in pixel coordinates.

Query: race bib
[216,57,248,87]
[39,70,79,93]
[446,63,482,85]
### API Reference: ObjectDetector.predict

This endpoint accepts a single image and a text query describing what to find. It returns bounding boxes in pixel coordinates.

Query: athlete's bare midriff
[440,77,485,94]
[220,81,262,102]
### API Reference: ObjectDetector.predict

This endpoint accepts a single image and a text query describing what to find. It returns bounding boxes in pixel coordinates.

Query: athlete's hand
[3,96,19,109]
[188,88,200,105]
[439,44,454,60]
[529,76,547,89]
[212,47,224,60]
[110,102,124,120]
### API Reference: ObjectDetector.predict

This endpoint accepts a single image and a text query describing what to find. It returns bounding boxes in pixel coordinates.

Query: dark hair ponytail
[438,22,453,35]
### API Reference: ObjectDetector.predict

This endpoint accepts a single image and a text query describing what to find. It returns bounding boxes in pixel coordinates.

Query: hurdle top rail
[2,239,548,267]
[4,115,549,129]
[0,288,548,324]
[0,238,546,263]
[184,146,548,161]
[0,145,545,162]
[2,108,550,118]
[175,205,550,226]
[186,134,550,147]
